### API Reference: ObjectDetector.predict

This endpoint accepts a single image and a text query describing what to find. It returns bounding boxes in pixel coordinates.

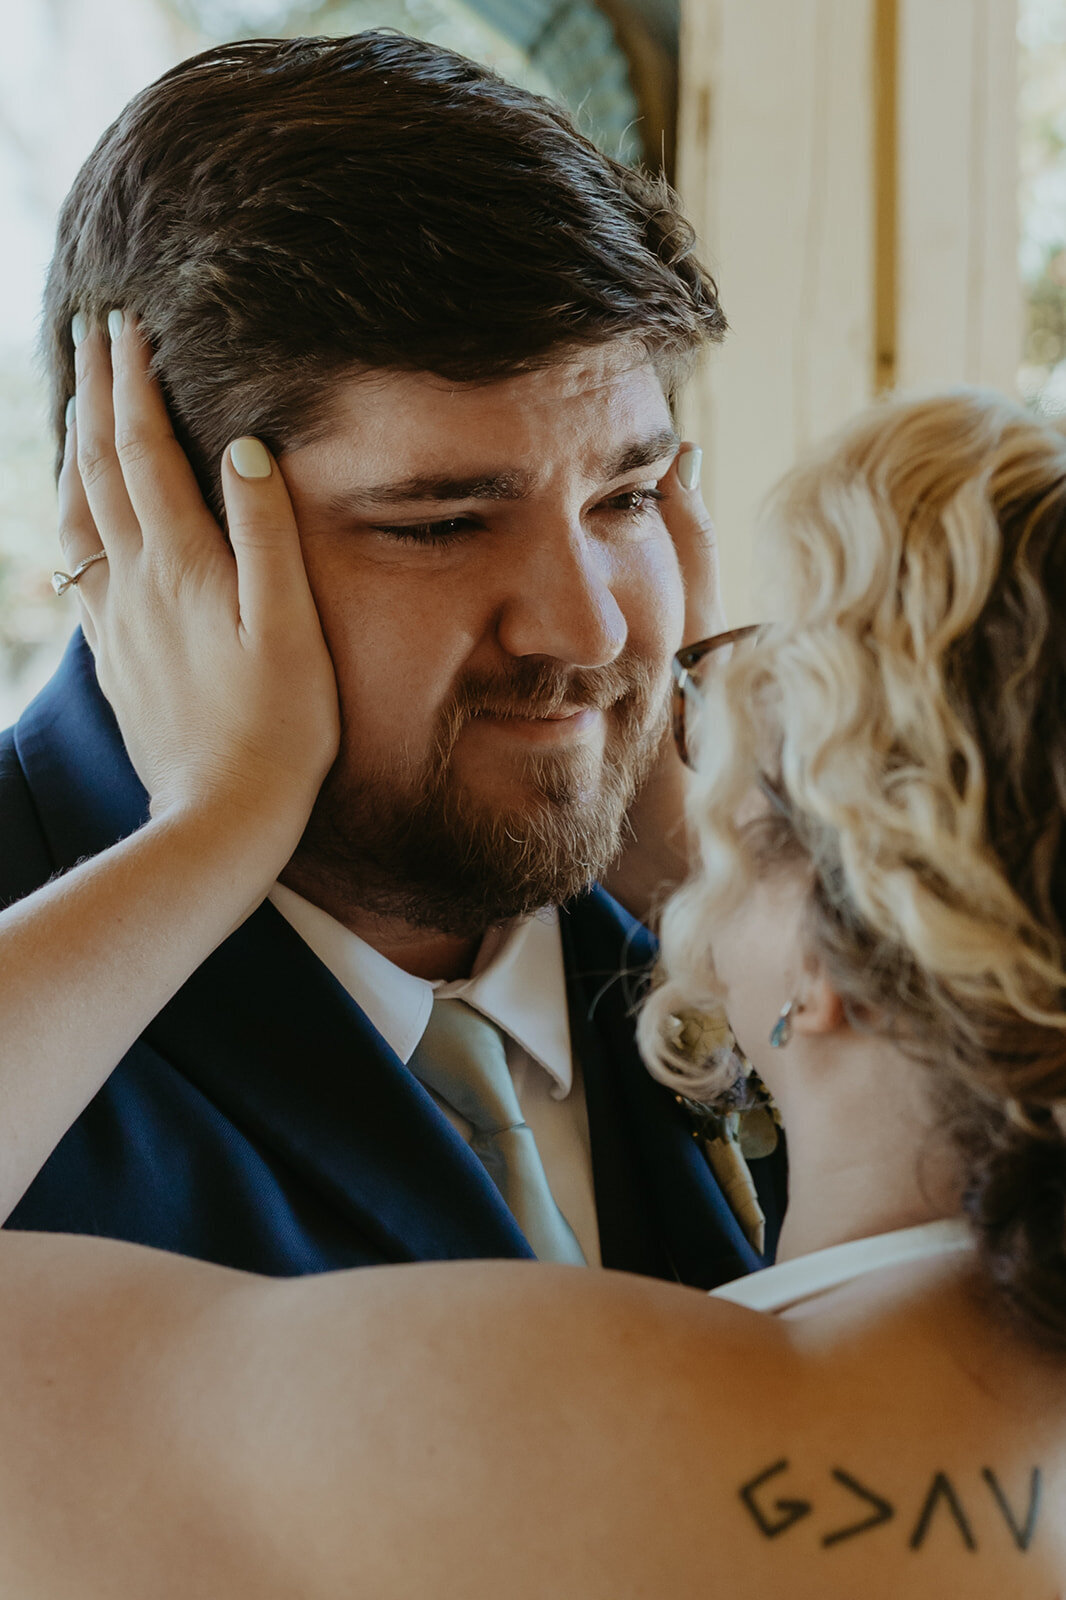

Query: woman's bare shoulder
[194,1255,1066,1599]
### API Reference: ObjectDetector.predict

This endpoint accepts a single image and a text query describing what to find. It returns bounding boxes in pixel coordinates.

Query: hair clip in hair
[769,999,794,1049]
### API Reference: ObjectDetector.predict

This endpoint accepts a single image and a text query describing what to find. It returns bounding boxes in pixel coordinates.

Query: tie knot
[410,999,523,1136]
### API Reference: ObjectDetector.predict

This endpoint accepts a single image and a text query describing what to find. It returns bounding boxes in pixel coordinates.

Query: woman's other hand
[602,442,719,925]
[669,443,724,645]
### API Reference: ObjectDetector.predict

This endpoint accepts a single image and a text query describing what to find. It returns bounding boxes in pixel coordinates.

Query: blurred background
[0,0,1058,721]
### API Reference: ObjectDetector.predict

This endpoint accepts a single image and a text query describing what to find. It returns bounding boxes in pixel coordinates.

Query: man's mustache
[447,655,657,725]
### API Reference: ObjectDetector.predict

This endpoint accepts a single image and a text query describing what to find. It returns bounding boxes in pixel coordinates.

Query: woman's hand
[668,444,725,646]
[61,312,340,841]
[603,443,721,926]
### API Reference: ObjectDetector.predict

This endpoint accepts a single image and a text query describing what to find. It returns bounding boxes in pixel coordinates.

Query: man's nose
[494,525,628,669]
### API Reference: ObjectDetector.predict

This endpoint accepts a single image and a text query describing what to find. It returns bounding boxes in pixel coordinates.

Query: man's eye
[599,487,666,518]
[373,516,478,547]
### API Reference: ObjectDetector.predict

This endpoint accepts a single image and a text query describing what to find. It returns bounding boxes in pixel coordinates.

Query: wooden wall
[675,0,1020,623]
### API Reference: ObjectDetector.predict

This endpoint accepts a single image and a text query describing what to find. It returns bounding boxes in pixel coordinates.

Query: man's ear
[791,971,846,1036]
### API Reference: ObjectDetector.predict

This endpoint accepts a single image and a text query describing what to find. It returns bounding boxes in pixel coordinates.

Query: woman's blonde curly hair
[639,389,1066,1344]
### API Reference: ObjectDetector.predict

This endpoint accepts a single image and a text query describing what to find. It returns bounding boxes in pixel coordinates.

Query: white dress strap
[710,1218,973,1313]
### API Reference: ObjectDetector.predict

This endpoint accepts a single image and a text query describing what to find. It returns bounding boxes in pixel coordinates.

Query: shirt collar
[268,886,573,1096]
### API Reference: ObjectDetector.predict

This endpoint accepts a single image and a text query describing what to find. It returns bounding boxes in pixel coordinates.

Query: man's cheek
[623,540,686,657]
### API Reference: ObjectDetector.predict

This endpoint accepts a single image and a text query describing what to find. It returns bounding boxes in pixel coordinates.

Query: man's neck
[278,860,482,981]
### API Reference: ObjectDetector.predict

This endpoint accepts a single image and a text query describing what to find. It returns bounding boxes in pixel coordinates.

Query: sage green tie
[410,998,586,1265]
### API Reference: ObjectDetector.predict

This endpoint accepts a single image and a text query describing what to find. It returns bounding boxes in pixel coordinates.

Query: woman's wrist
[143,782,316,892]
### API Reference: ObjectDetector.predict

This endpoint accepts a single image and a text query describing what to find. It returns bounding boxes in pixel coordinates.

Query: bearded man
[1,31,785,1285]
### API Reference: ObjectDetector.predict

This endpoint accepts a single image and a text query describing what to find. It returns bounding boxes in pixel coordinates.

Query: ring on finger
[52,549,108,597]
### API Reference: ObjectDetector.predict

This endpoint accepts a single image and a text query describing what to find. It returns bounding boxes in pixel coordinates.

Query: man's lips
[467,705,604,743]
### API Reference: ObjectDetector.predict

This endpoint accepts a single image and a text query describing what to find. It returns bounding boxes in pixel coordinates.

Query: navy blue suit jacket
[1,634,786,1287]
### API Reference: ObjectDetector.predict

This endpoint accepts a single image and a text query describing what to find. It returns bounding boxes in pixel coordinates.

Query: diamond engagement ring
[52,550,108,597]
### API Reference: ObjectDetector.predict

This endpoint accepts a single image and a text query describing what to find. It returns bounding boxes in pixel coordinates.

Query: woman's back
[0,1232,1061,1600]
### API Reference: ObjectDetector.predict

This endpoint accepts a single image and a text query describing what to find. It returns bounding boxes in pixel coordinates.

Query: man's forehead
[310,344,672,469]
[325,342,661,423]
[484,341,663,401]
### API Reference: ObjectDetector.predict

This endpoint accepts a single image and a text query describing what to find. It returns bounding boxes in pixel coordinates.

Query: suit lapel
[563,888,786,1289]
[560,902,671,1279]
[14,633,533,1265]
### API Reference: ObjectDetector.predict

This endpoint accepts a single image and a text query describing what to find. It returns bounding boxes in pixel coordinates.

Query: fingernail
[229,437,272,479]
[107,308,124,341]
[71,312,89,347]
[64,396,76,429]
[677,446,703,492]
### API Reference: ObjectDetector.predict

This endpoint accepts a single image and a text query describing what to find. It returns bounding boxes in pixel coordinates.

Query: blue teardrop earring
[769,999,794,1049]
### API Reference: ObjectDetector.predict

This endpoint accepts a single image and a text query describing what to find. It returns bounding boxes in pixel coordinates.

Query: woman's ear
[791,970,846,1036]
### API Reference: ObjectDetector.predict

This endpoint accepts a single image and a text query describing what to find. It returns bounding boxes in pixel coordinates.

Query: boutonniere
[664,1004,783,1256]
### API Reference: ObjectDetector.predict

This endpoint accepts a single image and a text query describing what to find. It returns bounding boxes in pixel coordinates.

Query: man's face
[278,343,685,933]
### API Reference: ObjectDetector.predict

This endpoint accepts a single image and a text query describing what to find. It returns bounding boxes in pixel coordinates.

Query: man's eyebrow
[598,426,681,480]
[329,426,682,513]
[331,470,532,511]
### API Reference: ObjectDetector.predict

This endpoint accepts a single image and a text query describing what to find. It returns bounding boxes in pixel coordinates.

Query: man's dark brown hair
[43,30,725,508]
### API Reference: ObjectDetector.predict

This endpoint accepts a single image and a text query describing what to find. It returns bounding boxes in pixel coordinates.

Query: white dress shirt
[269,884,602,1265]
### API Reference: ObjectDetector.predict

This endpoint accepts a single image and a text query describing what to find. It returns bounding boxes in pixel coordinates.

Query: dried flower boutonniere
[664,1004,783,1256]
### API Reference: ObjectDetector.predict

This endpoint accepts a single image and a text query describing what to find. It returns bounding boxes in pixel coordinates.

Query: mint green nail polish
[107,308,124,341]
[65,397,76,429]
[230,437,272,479]
[71,312,89,348]
[678,447,703,492]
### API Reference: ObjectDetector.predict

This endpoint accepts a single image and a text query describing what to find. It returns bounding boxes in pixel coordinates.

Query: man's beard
[287,652,669,937]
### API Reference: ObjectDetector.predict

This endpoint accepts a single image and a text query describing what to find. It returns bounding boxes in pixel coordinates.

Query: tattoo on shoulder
[738,1460,1043,1554]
